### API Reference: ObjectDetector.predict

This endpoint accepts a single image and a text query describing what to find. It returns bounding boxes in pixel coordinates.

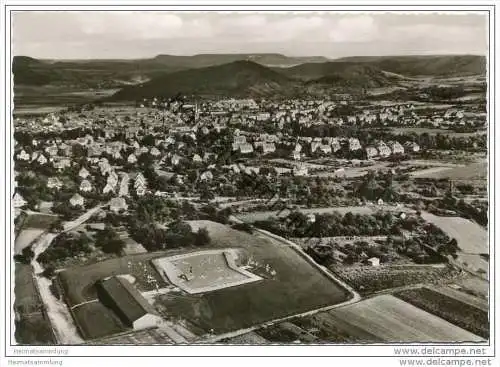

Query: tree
[102,238,126,255]
[194,227,211,247]
[49,220,64,233]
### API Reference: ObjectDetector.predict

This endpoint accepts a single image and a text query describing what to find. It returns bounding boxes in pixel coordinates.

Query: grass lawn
[15,315,55,345]
[21,213,59,229]
[58,252,170,307]
[71,302,127,340]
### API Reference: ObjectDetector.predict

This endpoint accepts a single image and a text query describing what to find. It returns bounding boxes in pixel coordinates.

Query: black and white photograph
[1,1,497,366]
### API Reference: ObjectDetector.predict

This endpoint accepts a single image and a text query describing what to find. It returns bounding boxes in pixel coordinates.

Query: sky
[12,12,488,59]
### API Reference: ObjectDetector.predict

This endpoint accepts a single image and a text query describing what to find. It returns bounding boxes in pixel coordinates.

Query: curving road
[28,204,106,345]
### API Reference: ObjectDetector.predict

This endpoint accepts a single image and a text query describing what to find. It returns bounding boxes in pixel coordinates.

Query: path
[29,204,106,345]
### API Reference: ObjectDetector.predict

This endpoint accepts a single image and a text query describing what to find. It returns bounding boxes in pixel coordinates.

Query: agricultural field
[451,276,489,300]
[328,294,483,342]
[330,264,463,295]
[86,328,175,345]
[153,220,352,335]
[254,311,383,343]
[14,263,55,345]
[417,161,487,180]
[426,285,488,312]
[420,212,488,254]
[394,287,489,339]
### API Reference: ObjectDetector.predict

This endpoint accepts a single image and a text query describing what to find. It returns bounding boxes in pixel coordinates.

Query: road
[28,204,106,345]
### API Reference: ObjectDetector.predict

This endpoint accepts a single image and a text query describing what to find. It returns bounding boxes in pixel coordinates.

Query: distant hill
[278,62,399,88]
[12,53,329,88]
[151,53,329,68]
[331,55,486,77]
[110,60,300,100]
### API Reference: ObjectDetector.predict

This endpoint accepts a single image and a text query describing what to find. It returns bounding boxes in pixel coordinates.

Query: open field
[15,229,45,255]
[14,86,118,115]
[71,301,126,340]
[426,285,488,312]
[416,162,487,180]
[420,212,488,254]
[87,328,175,345]
[452,276,489,300]
[153,220,351,335]
[328,294,483,342]
[394,287,489,339]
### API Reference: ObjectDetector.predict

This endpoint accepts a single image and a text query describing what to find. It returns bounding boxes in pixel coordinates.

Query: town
[13,79,489,344]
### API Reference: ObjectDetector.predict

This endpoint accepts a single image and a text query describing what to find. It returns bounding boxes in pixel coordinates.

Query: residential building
[376,141,391,157]
[348,138,362,151]
[47,177,63,189]
[389,141,405,155]
[293,165,308,177]
[80,180,93,192]
[127,154,138,164]
[404,141,420,153]
[69,193,85,207]
[16,150,30,161]
[79,167,90,179]
[103,183,115,195]
[365,146,378,160]
[13,193,27,208]
[261,143,276,154]
[239,143,254,154]
[200,171,214,181]
[109,197,128,213]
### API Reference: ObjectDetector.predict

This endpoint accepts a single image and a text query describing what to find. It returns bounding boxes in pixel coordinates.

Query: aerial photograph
[10,11,489,346]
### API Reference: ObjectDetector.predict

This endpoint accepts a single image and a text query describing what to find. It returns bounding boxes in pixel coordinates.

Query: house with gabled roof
[103,183,115,195]
[79,167,90,179]
[13,192,27,208]
[37,154,48,165]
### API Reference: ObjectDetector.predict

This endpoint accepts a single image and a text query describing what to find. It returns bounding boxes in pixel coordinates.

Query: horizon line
[13,52,487,62]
